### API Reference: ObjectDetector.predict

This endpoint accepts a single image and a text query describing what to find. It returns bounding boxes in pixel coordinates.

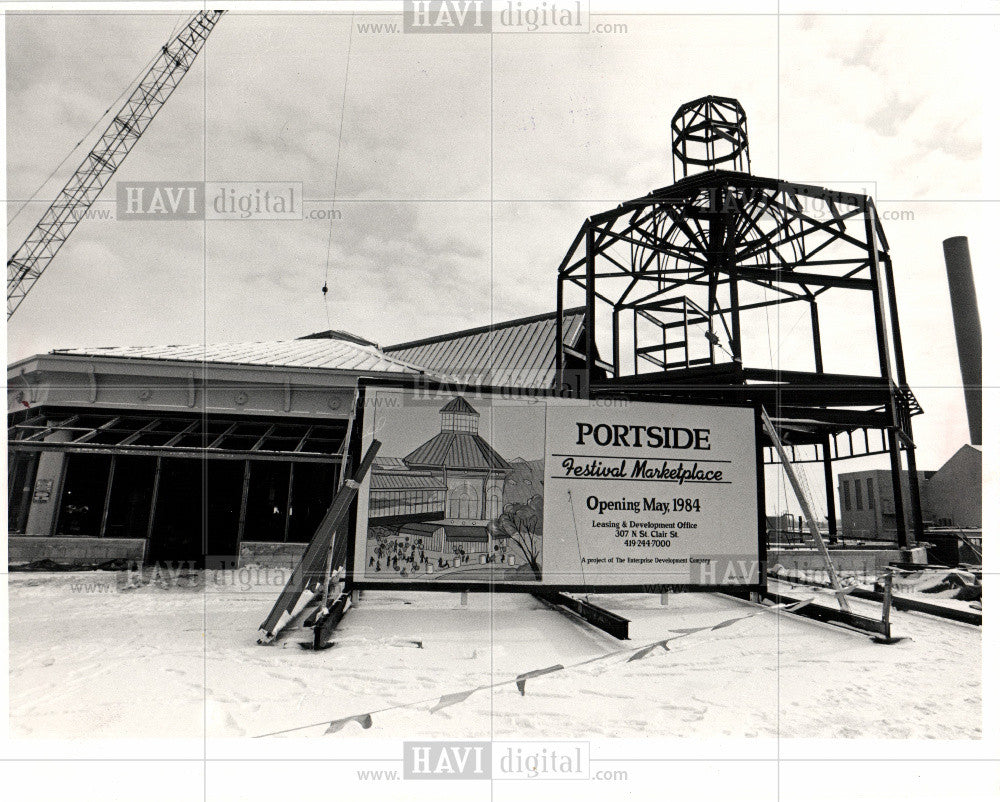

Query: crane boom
[6,10,225,319]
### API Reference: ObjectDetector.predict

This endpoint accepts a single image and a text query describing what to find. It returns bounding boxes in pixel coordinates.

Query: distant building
[923,444,982,529]
[837,444,981,541]
[838,469,932,542]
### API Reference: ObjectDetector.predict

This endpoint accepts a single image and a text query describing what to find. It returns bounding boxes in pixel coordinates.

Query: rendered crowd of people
[367,531,513,577]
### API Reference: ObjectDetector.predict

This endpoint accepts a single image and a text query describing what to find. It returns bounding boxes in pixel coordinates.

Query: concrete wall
[9,537,310,570]
[9,536,146,566]
[769,547,902,580]
[239,541,307,569]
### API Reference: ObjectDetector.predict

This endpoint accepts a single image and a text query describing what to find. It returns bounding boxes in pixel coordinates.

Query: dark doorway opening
[204,461,246,568]
[56,453,112,537]
[243,461,291,543]
[148,458,203,567]
[104,455,157,539]
[146,458,250,567]
[288,462,337,542]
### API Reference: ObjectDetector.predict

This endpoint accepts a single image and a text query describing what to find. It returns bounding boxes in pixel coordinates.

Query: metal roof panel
[385,308,585,389]
[53,338,422,374]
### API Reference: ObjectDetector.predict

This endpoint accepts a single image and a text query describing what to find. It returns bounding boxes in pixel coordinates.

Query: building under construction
[7,95,937,568]
[6,311,592,567]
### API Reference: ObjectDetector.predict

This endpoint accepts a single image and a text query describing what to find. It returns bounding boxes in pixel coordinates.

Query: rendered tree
[488,495,543,580]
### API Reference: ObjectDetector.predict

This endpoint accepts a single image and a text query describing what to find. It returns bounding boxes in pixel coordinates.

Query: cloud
[863,90,922,137]
[836,27,886,71]
[915,117,982,163]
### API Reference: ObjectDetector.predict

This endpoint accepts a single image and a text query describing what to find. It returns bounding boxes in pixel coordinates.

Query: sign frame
[344,377,766,595]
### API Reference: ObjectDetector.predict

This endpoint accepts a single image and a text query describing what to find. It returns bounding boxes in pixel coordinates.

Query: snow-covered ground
[7,570,981,740]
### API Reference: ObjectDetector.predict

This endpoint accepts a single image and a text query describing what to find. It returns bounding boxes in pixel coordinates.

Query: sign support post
[760,411,851,613]
[257,440,381,644]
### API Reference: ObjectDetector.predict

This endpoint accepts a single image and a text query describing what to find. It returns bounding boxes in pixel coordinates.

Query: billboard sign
[349,382,763,592]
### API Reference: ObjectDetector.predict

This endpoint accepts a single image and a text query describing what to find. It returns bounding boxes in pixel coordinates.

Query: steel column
[822,438,837,542]
[810,300,823,373]
[584,223,596,399]
[864,203,910,548]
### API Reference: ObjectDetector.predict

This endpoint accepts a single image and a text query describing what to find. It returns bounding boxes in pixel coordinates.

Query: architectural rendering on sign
[356,390,544,583]
[352,385,762,590]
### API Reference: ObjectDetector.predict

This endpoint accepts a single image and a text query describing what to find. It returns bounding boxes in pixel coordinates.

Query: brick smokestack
[941,236,981,445]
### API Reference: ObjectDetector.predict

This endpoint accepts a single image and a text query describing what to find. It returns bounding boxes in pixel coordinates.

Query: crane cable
[8,13,190,227]
[322,12,355,330]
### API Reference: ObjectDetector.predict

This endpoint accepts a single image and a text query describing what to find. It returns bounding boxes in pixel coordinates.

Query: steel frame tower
[556,96,924,548]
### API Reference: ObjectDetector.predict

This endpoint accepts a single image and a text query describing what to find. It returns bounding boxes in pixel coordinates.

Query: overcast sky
[5,8,995,476]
